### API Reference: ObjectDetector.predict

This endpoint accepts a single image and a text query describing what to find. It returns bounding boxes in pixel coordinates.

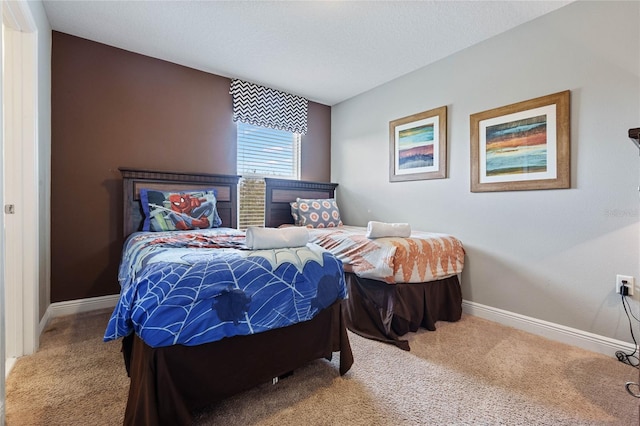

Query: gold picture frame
[470,90,570,192]
[389,106,447,182]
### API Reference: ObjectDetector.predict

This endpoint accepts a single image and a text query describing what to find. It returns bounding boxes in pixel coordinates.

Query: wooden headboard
[264,178,339,228]
[120,167,240,237]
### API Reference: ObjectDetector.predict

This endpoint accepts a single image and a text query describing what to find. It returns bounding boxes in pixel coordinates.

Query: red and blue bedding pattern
[104,228,346,348]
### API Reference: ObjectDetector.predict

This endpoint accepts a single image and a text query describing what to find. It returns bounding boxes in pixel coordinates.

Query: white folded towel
[366,221,412,238]
[245,226,309,250]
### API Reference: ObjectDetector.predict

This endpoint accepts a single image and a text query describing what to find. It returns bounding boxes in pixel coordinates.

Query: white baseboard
[36,295,634,359]
[39,294,119,335]
[462,300,637,358]
[5,357,17,380]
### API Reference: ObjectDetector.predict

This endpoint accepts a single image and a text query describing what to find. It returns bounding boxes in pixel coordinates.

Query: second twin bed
[264,177,466,350]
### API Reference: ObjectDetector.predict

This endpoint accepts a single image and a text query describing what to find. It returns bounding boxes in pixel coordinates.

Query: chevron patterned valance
[230,79,308,135]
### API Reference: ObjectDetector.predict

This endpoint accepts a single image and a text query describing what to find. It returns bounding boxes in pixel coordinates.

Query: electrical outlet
[616,274,635,296]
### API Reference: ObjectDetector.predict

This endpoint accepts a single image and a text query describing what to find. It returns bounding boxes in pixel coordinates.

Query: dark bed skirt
[342,273,462,351]
[122,299,353,426]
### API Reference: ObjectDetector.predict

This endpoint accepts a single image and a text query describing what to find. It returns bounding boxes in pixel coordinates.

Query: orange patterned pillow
[290,201,302,226]
[296,198,343,228]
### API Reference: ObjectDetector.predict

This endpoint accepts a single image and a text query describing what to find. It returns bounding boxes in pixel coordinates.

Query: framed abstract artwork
[389,106,447,182]
[470,90,570,192]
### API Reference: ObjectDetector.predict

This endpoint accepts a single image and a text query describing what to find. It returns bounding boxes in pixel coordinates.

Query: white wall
[331,0,639,344]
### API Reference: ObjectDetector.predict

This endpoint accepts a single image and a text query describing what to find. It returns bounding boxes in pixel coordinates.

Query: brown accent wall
[301,102,331,182]
[51,32,331,302]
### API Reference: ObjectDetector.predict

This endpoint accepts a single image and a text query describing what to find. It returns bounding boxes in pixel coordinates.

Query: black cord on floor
[616,293,639,368]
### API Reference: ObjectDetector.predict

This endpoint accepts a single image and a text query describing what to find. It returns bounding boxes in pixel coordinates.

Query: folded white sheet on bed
[246,226,309,249]
[366,221,412,238]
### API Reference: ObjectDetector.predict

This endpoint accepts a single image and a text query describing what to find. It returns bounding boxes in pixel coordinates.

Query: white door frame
[0,2,5,422]
[3,0,39,363]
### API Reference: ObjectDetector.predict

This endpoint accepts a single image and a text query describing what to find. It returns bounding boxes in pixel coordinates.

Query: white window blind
[237,122,301,230]
[238,122,301,178]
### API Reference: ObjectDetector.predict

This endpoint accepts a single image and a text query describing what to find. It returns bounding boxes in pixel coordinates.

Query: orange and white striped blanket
[307,226,465,284]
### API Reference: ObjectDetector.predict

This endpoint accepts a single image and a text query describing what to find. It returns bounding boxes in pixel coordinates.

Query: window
[237,122,300,178]
[237,122,301,229]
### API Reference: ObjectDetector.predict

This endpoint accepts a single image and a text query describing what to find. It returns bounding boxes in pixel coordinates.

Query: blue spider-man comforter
[103,228,346,348]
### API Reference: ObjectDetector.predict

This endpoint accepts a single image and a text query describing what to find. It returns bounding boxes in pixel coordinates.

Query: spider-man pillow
[140,188,222,232]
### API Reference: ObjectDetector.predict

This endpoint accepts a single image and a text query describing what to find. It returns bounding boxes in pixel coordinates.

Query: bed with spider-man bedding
[108,168,353,426]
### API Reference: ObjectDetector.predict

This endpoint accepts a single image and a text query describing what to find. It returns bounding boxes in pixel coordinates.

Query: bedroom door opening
[2,0,39,378]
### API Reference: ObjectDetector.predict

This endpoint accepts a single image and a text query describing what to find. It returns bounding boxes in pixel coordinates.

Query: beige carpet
[5,308,639,425]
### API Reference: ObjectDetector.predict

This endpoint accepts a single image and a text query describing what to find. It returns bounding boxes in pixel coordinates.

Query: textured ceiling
[42,1,572,105]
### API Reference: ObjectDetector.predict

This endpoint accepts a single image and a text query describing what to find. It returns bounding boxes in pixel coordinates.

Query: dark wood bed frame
[117,169,353,426]
[119,167,240,236]
[264,177,339,228]
[264,177,463,352]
